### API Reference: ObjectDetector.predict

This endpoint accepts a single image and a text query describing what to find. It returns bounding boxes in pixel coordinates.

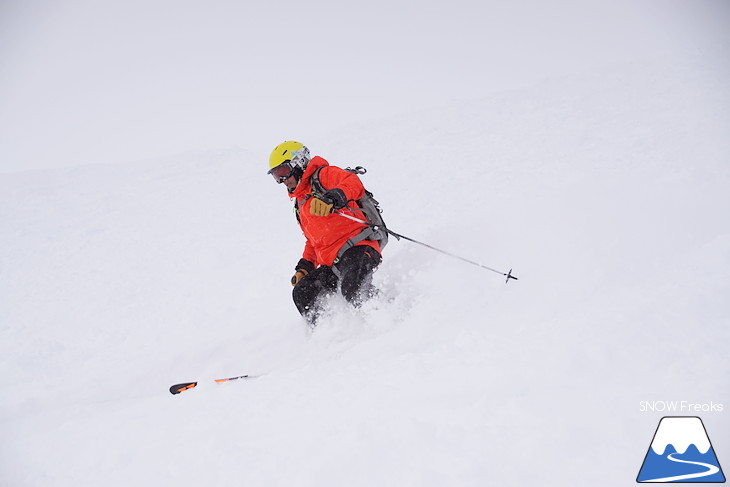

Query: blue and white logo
[637,416,725,483]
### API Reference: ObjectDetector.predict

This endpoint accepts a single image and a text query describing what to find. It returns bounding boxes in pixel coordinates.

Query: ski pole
[335,211,518,283]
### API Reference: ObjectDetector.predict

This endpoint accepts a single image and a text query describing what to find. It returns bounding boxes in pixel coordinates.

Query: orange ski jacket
[291,156,381,267]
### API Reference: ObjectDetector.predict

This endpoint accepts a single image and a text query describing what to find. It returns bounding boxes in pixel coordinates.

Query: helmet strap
[286,166,304,194]
[291,166,304,182]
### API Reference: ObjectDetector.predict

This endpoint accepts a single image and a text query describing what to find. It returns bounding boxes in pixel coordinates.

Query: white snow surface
[2,60,730,486]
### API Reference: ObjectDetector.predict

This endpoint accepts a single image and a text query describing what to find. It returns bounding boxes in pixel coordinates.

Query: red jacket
[291,156,381,267]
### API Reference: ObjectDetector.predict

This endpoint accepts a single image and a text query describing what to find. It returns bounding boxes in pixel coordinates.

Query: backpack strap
[333,226,381,263]
[310,167,326,196]
[293,194,313,225]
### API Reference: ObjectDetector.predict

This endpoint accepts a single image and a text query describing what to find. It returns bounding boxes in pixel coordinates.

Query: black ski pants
[292,245,381,323]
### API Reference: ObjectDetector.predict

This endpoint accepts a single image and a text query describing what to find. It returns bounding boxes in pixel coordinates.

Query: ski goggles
[268,161,294,183]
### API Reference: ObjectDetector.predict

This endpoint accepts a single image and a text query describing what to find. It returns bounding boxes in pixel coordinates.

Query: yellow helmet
[268,141,310,172]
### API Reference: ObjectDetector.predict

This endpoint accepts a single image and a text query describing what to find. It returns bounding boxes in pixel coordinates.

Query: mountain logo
[637,416,725,483]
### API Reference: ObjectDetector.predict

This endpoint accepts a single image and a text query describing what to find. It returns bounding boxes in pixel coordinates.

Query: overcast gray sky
[1,0,728,172]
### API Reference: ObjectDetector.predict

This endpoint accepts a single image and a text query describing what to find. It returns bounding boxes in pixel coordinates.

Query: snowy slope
[2,60,729,486]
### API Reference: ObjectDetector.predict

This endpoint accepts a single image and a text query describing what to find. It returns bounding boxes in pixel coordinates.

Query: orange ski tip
[170,382,198,394]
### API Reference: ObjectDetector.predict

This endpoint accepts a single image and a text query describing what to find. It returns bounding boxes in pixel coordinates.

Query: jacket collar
[292,156,328,199]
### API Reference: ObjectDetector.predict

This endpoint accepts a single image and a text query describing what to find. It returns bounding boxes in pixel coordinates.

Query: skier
[268,141,383,324]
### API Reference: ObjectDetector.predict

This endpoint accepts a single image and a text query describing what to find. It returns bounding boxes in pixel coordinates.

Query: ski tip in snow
[169,375,252,395]
[170,382,198,395]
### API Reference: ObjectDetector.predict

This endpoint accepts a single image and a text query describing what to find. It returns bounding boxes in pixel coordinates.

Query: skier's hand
[310,189,347,216]
[292,259,315,287]
[291,270,308,286]
[310,196,333,216]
